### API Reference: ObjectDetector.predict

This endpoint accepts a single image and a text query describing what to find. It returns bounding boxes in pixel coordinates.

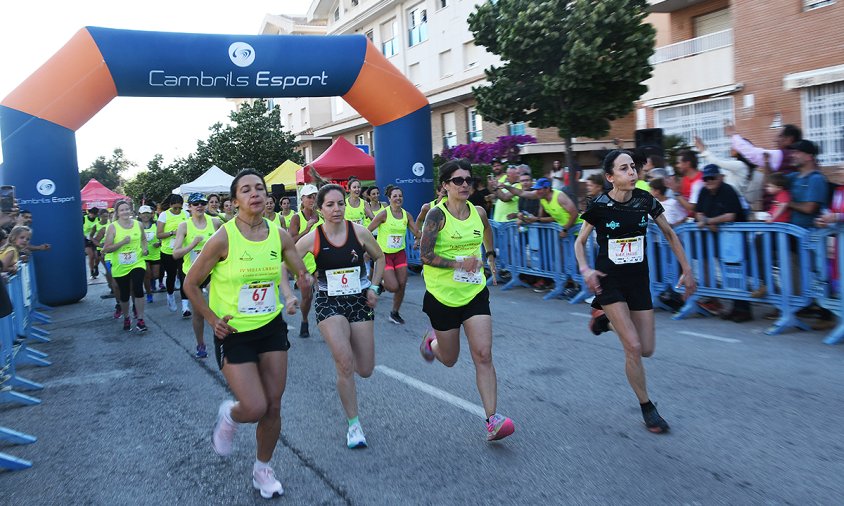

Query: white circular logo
[36,179,56,196]
[228,42,255,67]
[412,162,425,177]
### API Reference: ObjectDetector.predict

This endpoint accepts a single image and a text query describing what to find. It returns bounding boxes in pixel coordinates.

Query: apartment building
[642,0,844,167]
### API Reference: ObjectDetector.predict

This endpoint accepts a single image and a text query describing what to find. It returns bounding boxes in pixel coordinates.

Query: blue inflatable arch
[0,27,433,305]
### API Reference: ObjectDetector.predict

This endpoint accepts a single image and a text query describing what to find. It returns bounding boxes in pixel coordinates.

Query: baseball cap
[789,139,819,156]
[701,164,721,178]
[187,192,207,204]
[531,177,552,190]
[138,205,153,213]
[301,184,318,196]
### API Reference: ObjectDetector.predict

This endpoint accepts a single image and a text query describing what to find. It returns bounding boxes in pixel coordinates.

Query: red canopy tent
[80,179,131,210]
[298,136,375,185]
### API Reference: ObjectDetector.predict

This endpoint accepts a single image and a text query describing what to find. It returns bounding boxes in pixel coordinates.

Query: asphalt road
[2,274,843,505]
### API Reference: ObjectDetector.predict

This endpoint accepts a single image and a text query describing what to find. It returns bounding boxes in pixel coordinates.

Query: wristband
[485,251,496,259]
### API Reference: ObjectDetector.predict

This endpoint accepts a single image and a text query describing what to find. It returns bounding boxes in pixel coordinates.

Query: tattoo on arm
[420,208,453,268]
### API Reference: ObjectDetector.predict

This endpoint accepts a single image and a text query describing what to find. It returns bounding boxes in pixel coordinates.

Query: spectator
[642,154,666,180]
[584,173,605,202]
[728,123,802,174]
[763,173,791,223]
[18,210,50,252]
[490,165,521,222]
[515,169,539,220]
[649,178,686,227]
[667,149,704,216]
[0,225,31,275]
[490,158,506,183]
[547,160,566,191]
[694,164,752,322]
[695,136,762,211]
[468,174,492,215]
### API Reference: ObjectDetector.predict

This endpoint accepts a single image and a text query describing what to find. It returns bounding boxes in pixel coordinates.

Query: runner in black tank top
[295,184,385,449]
[575,150,697,434]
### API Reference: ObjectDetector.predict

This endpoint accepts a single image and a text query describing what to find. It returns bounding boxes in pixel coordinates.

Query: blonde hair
[8,225,31,249]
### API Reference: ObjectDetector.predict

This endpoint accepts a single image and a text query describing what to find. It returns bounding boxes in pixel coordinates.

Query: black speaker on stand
[634,128,664,160]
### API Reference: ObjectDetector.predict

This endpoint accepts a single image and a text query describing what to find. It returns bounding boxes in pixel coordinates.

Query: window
[355,134,366,145]
[442,112,457,148]
[439,50,453,78]
[804,0,836,11]
[693,9,731,37]
[408,62,421,86]
[408,4,428,47]
[508,122,526,136]
[803,81,844,166]
[300,107,307,126]
[437,0,449,9]
[333,7,340,22]
[381,19,398,57]
[467,107,483,143]
[463,41,479,70]
[334,97,344,115]
[287,113,294,130]
[654,97,734,158]
[303,146,310,163]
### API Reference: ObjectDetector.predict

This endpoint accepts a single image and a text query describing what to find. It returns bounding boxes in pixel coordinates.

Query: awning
[784,64,844,90]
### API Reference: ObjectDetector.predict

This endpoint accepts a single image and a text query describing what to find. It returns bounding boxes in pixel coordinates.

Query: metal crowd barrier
[810,225,844,345]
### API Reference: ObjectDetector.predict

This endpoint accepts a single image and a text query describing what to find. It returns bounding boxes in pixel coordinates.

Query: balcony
[648,0,711,13]
[641,29,736,105]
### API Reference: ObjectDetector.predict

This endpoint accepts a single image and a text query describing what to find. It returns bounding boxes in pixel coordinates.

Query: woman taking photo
[367,186,420,325]
[184,170,308,499]
[575,150,696,434]
[418,159,513,442]
[102,200,148,332]
[296,184,385,449]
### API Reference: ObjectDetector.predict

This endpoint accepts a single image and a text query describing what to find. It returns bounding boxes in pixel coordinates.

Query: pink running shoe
[419,329,436,363]
[211,400,238,457]
[486,413,515,441]
[252,466,284,499]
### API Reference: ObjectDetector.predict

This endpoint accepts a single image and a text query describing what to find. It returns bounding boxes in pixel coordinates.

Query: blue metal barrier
[7,264,51,367]
[497,222,570,300]
[810,225,844,345]
[405,229,421,269]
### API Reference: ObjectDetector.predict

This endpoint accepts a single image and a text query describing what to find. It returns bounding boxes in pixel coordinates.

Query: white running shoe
[167,293,177,312]
[252,466,284,499]
[211,400,237,457]
[346,423,367,449]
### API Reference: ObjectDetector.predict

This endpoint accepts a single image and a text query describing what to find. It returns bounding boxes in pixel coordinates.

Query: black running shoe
[642,406,670,434]
[388,311,405,325]
[589,309,610,335]
[299,322,310,338]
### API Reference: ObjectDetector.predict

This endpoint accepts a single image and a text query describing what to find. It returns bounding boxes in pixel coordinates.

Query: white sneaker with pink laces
[211,400,238,457]
[252,466,284,499]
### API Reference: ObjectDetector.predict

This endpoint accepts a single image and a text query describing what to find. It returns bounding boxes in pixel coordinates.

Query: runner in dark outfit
[575,150,696,434]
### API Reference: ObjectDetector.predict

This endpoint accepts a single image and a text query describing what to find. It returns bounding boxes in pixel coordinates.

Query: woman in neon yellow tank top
[344,178,374,226]
[367,186,420,325]
[288,184,322,338]
[263,195,284,229]
[173,193,222,359]
[418,159,515,442]
[102,200,149,332]
[156,194,189,313]
[138,205,161,304]
[183,170,308,498]
[278,196,294,230]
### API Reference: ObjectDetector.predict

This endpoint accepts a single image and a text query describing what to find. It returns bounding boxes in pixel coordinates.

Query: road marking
[678,330,741,343]
[375,365,485,418]
[569,312,590,318]
[49,369,130,387]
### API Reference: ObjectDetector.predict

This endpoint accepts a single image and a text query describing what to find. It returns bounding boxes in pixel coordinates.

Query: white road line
[375,365,486,419]
[678,330,741,343]
[49,370,130,387]
[569,312,590,318]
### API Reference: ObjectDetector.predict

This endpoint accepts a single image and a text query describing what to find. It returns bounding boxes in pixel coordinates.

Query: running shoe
[346,423,368,449]
[195,344,208,359]
[486,413,515,441]
[167,293,177,312]
[388,311,405,325]
[697,299,722,316]
[589,309,610,336]
[252,466,284,499]
[113,306,123,319]
[123,317,131,331]
[211,400,238,457]
[642,405,670,434]
[419,329,436,362]
[136,319,148,332]
[146,293,153,304]
[299,322,309,338]
[182,309,192,319]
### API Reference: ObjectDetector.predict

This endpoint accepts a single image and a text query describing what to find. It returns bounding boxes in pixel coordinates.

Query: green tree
[79,148,136,190]
[468,0,655,189]
[123,154,182,205]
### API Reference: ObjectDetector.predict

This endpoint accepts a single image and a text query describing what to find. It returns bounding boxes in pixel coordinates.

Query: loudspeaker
[635,128,664,158]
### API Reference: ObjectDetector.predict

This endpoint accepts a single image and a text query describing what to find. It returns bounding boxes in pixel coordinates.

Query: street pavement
[2,273,843,505]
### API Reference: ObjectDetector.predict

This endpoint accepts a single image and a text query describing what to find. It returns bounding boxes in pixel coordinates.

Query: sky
[0,0,312,177]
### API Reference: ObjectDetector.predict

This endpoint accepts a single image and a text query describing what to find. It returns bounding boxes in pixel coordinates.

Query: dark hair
[439,158,472,184]
[317,184,345,209]
[782,124,802,142]
[648,154,665,168]
[230,169,267,198]
[113,200,131,213]
[678,149,698,169]
[384,184,395,198]
[88,207,99,214]
[347,176,361,187]
[649,177,667,195]
[387,186,403,199]
[169,194,184,205]
[767,172,790,190]
[587,173,605,187]
[602,149,634,175]
[265,194,277,205]
[280,196,290,204]
[207,193,220,203]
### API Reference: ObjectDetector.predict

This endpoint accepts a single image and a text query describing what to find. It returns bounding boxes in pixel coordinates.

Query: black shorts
[145,258,161,266]
[423,287,491,332]
[213,312,290,370]
[85,239,94,249]
[315,290,375,324]
[591,270,653,311]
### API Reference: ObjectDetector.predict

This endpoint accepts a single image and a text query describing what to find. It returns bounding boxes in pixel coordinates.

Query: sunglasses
[191,201,208,206]
[703,176,718,182]
[448,176,475,186]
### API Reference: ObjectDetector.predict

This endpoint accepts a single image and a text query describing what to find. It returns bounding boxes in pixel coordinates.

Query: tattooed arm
[420,207,457,269]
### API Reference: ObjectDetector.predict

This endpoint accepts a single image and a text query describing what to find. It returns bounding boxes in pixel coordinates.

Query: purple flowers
[441,135,537,164]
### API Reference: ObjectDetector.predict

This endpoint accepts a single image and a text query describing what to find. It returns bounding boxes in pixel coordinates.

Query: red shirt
[769,190,791,223]
[681,171,702,201]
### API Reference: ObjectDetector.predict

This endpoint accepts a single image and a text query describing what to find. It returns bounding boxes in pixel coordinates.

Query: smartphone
[0,185,14,213]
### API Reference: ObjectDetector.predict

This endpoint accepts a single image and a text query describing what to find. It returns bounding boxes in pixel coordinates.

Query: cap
[491,157,502,164]
[789,139,819,156]
[701,164,721,178]
[300,184,318,196]
[531,177,552,190]
[138,205,153,214]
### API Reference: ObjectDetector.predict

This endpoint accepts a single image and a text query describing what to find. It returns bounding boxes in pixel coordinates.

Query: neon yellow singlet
[635,179,651,192]
[422,201,485,307]
[83,215,97,239]
[280,211,293,229]
[539,189,573,227]
[492,182,520,222]
[298,211,324,274]
[376,207,409,254]
[182,217,215,274]
[110,220,146,278]
[345,197,367,225]
[160,210,188,255]
[209,219,283,333]
[142,222,161,262]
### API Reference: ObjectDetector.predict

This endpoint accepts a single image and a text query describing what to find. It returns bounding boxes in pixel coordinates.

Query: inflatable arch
[0,27,433,305]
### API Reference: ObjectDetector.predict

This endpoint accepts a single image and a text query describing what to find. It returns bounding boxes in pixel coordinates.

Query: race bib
[326,267,362,296]
[145,230,156,242]
[453,256,484,284]
[388,234,404,250]
[608,236,644,264]
[169,238,176,249]
[237,281,277,314]
[190,249,201,264]
[118,251,138,265]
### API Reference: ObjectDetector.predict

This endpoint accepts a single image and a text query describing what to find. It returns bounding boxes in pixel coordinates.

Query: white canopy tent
[172,165,234,195]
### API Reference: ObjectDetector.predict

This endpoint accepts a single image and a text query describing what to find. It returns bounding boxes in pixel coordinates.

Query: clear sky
[0,0,311,176]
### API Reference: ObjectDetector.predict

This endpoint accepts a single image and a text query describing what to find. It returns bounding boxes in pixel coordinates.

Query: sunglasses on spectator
[448,176,475,186]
